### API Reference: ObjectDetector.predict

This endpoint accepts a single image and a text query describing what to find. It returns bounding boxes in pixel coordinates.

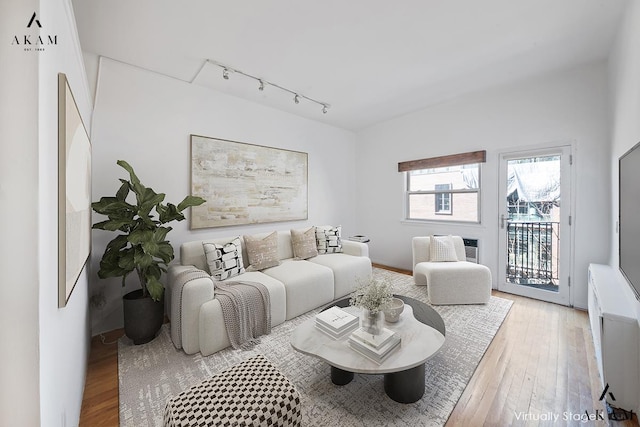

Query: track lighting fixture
[205,59,330,115]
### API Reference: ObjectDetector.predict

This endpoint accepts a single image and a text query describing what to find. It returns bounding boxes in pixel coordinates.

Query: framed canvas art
[58,73,91,307]
[190,135,308,229]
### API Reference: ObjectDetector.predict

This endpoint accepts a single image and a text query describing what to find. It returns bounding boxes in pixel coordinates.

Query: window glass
[406,164,480,223]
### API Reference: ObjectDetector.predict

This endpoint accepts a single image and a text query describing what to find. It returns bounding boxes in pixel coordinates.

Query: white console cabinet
[587,264,639,413]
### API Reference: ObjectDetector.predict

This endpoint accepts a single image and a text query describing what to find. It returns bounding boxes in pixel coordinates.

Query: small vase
[361,309,384,335]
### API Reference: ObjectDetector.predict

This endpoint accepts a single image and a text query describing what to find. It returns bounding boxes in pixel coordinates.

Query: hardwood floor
[79,270,638,426]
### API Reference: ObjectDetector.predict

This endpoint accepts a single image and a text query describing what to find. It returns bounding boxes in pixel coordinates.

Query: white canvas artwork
[190,135,308,229]
[58,73,91,307]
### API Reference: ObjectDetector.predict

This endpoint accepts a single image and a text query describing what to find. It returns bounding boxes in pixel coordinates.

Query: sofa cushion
[291,227,318,260]
[315,225,342,254]
[203,238,246,280]
[263,259,334,320]
[429,235,459,262]
[244,232,281,270]
[309,253,372,300]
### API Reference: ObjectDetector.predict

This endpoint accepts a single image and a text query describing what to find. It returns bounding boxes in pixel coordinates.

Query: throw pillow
[315,225,343,254]
[203,237,246,280]
[243,231,281,270]
[429,235,459,262]
[291,227,319,260]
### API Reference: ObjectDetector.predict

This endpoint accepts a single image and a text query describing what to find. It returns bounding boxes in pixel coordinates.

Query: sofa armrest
[412,237,430,268]
[167,264,215,353]
[341,240,369,257]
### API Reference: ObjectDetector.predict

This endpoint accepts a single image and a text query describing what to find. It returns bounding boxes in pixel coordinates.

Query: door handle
[501,214,506,229]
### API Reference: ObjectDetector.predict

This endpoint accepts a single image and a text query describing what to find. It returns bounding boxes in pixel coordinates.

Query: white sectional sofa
[167,229,372,355]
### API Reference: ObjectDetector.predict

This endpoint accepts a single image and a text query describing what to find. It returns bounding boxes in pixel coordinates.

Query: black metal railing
[506,221,559,286]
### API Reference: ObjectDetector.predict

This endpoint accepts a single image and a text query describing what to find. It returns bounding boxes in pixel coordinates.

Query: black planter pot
[123,289,164,345]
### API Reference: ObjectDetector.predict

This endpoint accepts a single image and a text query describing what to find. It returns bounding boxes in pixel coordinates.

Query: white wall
[0,1,92,426]
[356,62,610,309]
[89,58,359,334]
[608,0,640,319]
[0,1,40,425]
[38,1,93,425]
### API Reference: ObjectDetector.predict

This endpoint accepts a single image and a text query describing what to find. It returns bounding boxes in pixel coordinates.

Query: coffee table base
[384,364,425,403]
[331,366,354,385]
[330,364,425,404]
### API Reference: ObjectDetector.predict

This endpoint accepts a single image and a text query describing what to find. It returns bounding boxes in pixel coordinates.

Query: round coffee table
[290,295,445,403]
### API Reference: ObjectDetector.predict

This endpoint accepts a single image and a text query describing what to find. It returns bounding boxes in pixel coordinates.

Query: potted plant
[92,160,205,344]
[350,278,393,335]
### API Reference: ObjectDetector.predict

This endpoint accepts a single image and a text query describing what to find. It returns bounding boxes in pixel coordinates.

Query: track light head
[294,94,300,104]
[322,105,328,114]
[258,80,265,91]
[222,68,229,80]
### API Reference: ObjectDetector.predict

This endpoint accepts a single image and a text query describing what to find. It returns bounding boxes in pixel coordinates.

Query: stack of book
[347,235,370,243]
[315,306,359,339]
[348,327,401,364]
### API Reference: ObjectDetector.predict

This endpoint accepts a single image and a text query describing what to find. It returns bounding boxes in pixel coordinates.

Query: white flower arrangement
[349,277,393,314]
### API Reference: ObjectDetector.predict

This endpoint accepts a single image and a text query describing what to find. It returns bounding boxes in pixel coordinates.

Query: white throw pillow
[203,237,246,280]
[429,235,459,262]
[315,225,343,254]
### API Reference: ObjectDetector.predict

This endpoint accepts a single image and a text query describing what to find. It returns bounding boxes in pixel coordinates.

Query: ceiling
[72,0,629,131]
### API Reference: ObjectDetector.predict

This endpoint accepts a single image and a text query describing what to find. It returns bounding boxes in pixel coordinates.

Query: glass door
[497,146,572,305]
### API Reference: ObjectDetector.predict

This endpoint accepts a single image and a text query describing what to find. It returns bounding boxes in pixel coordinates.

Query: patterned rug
[118,268,512,426]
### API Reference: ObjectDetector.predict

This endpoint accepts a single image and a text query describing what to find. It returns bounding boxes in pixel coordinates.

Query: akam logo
[11,11,58,52]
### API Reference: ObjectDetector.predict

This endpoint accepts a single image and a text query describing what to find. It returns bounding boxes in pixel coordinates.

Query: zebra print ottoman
[164,355,301,426]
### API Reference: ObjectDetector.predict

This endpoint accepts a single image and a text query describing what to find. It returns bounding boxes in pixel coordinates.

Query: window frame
[399,150,485,224]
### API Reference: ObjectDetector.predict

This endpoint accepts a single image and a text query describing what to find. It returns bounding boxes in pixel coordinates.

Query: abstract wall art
[190,135,308,229]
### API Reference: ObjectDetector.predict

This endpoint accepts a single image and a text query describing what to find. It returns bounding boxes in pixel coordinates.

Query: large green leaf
[138,187,165,217]
[117,160,140,186]
[133,246,154,268]
[116,180,130,201]
[158,203,184,224]
[92,218,134,232]
[177,195,206,212]
[91,197,136,216]
[128,229,153,245]
[145,275,164,301]
[146,240,174,264]
[117,247,136,271]
[97,245,132,279]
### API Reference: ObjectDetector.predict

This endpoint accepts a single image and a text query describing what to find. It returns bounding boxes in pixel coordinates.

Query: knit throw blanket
[215,281,271,350]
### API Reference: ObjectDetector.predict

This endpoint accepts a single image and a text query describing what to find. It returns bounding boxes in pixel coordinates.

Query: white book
[350,327,396,350]
[315,321,359,340]
[349,336,401,363]
[315,306,358,332]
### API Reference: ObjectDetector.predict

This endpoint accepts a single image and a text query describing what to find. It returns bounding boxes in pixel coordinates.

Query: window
[398,150,485,223]
[434,183,452,214]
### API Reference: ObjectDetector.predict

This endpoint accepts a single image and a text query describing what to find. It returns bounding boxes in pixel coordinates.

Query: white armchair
[412,235,491,305]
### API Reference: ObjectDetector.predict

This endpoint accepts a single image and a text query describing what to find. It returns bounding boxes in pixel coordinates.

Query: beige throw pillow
[243,232,280,270]
[429,235,459,262]
[291,227,319,260]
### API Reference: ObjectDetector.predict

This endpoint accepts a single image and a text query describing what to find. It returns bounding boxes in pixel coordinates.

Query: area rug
[118,268,512,427]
